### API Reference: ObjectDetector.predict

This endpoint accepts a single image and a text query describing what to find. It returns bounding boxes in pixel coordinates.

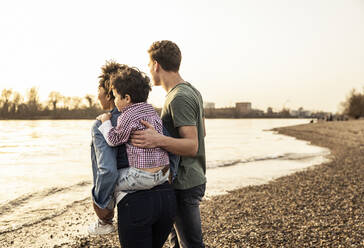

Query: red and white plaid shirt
[99,102,169,169]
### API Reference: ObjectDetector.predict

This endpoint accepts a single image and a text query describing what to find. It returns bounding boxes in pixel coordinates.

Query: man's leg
[170,184,206,248]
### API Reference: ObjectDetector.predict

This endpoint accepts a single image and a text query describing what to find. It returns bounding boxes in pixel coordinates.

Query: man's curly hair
[98,60,128,100]
[148,40,181,72]
[110,67,152,103]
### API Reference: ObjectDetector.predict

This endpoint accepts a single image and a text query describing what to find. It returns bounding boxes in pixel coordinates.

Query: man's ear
[154,61,160,72]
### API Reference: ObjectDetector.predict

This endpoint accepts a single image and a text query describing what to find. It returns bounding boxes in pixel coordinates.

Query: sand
[1,120,363,247]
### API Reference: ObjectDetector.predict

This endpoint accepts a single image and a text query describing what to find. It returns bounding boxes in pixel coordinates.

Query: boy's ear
[125,94,132,103]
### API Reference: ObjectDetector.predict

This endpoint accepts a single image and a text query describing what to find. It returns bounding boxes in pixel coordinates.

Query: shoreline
[1,120,363,247]
[0,117,314,120]
[200,120,364,247]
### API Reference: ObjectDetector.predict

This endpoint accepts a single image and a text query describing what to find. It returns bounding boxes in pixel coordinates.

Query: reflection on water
[30,131,40,139]
[0,120,94,202]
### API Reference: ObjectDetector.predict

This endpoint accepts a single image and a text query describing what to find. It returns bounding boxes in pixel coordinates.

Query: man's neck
[161,72,184,92]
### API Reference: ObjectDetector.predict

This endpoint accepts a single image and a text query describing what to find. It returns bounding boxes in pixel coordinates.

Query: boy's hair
[148,40,181,72]
[110,67,152,103]
[98,60,127,100]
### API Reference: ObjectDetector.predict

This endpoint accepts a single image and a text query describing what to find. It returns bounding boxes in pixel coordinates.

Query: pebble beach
[1,120,363,247]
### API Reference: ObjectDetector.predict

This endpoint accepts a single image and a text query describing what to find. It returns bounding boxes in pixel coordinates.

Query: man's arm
[91,120,119,209]
[131,120,198,157]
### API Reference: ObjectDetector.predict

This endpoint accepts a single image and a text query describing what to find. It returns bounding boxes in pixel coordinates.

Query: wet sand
[1,120,363,247]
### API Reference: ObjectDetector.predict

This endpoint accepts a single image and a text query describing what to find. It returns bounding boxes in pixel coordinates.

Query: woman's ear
[106,93,112,102]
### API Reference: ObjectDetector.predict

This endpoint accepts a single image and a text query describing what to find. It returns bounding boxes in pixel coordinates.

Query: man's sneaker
[87,220,115,235]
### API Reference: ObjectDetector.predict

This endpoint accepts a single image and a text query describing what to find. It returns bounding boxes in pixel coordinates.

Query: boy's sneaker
[87,220,115,235]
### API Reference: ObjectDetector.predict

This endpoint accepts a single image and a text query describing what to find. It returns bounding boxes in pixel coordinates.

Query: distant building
[290,108,312,118]
[267,107,273,115]
[290,110,299,117]
[302,111,312,117]
[235,102,251,114]
[251,109,264,116]
[204,102,215,109]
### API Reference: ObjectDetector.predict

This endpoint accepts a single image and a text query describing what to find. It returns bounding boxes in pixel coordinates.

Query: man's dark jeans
[117,182,177,248]
[169,183,206,248]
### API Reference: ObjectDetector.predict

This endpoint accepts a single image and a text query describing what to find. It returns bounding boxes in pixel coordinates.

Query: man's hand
[96,113,111,123]
[132,120,198,156]
[130,120,163,148]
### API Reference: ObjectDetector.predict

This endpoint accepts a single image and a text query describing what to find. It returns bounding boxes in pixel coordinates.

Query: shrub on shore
[341,88,364,119]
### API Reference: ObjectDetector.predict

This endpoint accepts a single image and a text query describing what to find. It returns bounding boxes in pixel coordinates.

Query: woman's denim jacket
[91,108,179,209]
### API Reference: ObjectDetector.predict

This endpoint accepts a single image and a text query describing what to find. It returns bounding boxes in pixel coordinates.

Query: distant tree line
[341,88,364,119]
[2,86,362,120]
[0,87,103,119]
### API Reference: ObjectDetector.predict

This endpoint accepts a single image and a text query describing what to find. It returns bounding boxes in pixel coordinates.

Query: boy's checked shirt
[98,102,169,169]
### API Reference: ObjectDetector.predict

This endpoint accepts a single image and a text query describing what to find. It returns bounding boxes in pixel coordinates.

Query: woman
[90,61,177,247]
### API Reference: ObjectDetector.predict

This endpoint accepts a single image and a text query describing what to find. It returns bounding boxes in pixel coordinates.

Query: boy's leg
[115,167,170,192]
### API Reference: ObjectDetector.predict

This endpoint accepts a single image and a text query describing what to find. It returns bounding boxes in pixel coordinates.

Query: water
[204,119,330,196]
[205,119,327,168]
[0,119,329,234]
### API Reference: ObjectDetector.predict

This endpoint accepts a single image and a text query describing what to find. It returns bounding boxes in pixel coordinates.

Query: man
[131,40,206,248]
[89,61,129,234]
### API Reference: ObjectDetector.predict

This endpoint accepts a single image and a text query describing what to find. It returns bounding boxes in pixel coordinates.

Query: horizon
[0,0,363,113]
[0,85,341,114]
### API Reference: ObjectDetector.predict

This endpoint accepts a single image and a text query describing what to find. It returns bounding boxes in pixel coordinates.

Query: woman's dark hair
[98,60,127,100]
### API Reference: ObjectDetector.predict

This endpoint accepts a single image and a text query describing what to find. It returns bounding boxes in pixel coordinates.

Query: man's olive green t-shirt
[161,82,206,190]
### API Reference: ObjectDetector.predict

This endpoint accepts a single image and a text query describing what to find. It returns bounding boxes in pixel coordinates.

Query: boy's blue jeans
[169,183,206,248]
[114,166,170,205]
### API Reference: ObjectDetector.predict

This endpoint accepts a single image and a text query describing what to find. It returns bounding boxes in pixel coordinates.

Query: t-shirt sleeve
[169,95,197,128]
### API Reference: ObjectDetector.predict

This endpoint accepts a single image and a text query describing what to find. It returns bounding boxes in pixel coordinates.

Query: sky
[0,0,363,113]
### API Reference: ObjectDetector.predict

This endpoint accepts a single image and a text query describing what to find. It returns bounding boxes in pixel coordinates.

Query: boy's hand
[96,113,111,123]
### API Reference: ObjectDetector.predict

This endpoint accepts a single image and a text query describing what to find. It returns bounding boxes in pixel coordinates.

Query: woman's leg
[151,188,177,248]
[117,192,156,248]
